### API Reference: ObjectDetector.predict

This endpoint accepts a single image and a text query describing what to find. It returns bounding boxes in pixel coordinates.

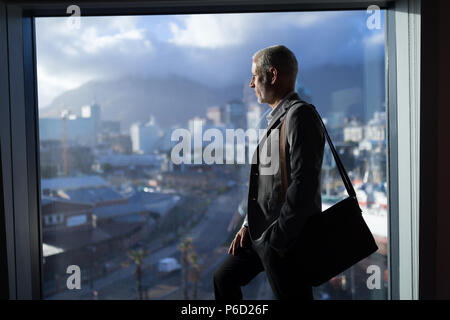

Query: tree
[128,248,149,300]
[188,251,202,300]
[178,237,193,300]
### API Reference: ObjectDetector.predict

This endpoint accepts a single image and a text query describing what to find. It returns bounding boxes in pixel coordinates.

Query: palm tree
[188,251,201,300]
[128,248,148,300]
[178,237,193,300]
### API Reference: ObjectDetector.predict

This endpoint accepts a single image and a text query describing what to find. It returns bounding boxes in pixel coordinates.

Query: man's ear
[269,67,278,85]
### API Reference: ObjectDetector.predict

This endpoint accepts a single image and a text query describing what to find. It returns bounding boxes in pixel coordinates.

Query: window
[1,0,423,301]
[35,9,388,300]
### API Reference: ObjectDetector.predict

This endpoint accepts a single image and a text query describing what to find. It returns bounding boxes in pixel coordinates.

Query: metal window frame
[390,0,420,300]
[0,0,420,300]
[0,2,15,300]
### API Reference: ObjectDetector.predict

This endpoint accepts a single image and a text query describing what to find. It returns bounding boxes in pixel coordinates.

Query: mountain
[38,62,384,131]
[301,62,385,121]
[38,75,243,131]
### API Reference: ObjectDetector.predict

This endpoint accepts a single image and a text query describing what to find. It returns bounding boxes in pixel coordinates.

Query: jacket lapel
[267,92,301,128]
[258,93,302,149]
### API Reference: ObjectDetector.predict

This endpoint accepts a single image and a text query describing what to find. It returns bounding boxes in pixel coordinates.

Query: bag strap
[279,104,357,200]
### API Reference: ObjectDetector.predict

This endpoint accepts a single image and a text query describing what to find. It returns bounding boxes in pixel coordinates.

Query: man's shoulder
[284,101,324,144]
[286,99,317,121]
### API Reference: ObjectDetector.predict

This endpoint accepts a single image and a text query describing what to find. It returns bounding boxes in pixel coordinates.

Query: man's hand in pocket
[228,225,250,256]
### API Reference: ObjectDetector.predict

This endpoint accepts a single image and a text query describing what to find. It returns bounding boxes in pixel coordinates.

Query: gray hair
[252,45,298,84]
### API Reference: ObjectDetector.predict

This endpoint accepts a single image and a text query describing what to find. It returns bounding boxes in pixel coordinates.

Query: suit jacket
[246,92,325,257]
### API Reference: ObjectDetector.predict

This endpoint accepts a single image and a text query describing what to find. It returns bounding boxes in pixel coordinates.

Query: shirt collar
[266,91,296,124]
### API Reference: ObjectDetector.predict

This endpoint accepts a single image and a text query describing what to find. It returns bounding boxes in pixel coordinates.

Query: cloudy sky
[35,9,385,108]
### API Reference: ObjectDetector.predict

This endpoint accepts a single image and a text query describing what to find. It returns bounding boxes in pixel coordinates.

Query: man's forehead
[251,62,257,74]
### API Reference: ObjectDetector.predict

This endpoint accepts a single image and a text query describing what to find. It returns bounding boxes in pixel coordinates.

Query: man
[213,45,325,300]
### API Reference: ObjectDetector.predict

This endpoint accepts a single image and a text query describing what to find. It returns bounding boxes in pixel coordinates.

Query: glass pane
[36,8,387,300]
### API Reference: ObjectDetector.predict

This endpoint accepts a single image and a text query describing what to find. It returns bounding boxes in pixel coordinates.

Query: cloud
[363,31,385,47]
[36,16,153,106]
[168,14,247,48]
[36,64,89,111]
[167,11,343,49]
[37,16,151,55]
[79,27,151,54]
[36,10,385,108]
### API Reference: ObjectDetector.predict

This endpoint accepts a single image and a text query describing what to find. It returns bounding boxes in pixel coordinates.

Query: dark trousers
[213,242,314,300]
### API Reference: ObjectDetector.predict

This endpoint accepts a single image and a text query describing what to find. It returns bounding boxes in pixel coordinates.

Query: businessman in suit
[213,45,325,300]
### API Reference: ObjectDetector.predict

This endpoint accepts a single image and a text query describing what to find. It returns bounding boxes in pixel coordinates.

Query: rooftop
[41,175,108,191]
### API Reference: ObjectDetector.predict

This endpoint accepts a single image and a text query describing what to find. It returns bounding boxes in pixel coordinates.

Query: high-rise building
[130,115,162,154]
[206,106,224,125]
[365,111,386,141]
[363,41,385,122]
[188,117,206,135]
[224,100,247,130]
[81,102,101,143]
[330,87,362,124]
[343,119,364,142]
[39,113,96,147]
[246,103,263,130]
[101,121,121,135]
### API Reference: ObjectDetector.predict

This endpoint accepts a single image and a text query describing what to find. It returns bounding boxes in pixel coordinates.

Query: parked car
[157,257,181,273]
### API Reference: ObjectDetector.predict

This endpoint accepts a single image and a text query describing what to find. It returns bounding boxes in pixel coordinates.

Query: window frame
[0,0,420,300]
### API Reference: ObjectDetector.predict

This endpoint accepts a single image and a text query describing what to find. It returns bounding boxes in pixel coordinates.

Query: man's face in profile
[250,59,273,105]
